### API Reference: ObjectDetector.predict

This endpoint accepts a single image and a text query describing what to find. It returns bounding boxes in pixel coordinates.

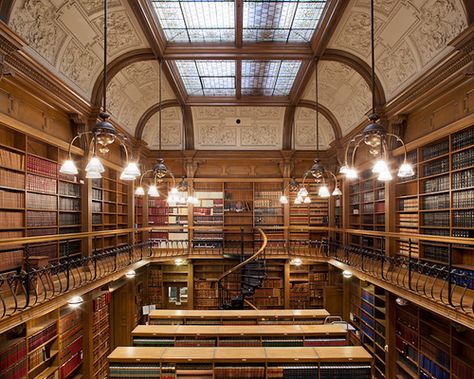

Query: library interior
[0,0,472,378]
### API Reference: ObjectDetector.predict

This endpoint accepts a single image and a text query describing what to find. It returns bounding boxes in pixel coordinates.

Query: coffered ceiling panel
[328,0,469,100]
[302,61,371,136]
[193,106,285,150]
[294,108,335,150]
[142,106,183,150]
[106,61,175,135]
[9,0,149,100]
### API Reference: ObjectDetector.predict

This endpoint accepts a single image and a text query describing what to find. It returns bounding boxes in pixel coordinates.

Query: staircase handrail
[217,228,268,282]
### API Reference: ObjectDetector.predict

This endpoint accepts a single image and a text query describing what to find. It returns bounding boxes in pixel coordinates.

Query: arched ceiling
[192,107,285,150]
[106,60,175,135]
[142,106,183,150]
[9,0,148,99]
[5,0,471,151]
[328,0,469,100]
[302,61,371,136]
[294,108,335,150]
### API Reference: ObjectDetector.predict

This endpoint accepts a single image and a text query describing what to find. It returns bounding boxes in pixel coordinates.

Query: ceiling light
[345,168,358,179]
[297,187,308,197]
[60,0,139,181]
[340,0,413,182]
[68,296,84,307]
[332,187,342,196]
[59,159,78,175]
[342,270,353,278]
[135,186,145,196]
[279,195,289,204]
[125,270,136,278]
[148,185,160,197]
[304,196,311,204]
[290,258,302,266]
[318,185,330,198]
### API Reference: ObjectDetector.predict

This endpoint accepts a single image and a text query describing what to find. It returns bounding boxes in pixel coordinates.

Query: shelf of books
[146,264,163,307]
[26,309,60,379]
[91,291,111,379]
[134,271,145,326]
[223,182,254,253]
[148,182,168,242]
[348,169,386,254]
[59,307,83,378]
[395,125,474,271]
[167,183,189,246]
[192,183,224,251]
[289,180,310,242]
[307,181,329,241]
[289,263,330,309]
[254,182,285,254]
[395,300,473,379]
[350,279,387,379]
[91,166,130,252]
[193,262,224,309]
[250,261,284,308]
[134,194,144,242]
[0,322,27,378]
[0,124,87,271]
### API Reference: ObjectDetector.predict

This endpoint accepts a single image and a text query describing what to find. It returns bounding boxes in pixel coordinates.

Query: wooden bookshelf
[59,306,83,378]
[224,182,254,252]
[148,182,168,241]
[394,300,474,379]
[91,291,111,379]
[193,182,224,250]
[348,169,386,254]
[251,261,284,308]
[350,279,387,379]
[146,264,163,307]
[254,182,285,252]
[395,124,474,270]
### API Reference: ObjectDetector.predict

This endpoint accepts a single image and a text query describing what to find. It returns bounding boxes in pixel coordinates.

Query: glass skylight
[175,60,236,96]
[242,60,301,96]
[151,0,235,42]
[243,0,327,42]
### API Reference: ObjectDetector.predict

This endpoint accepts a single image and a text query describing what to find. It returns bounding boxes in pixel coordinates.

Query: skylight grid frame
[241,60,301,96]
[243,0,327,43]
[151,0,235,43]
[175,60,236,96]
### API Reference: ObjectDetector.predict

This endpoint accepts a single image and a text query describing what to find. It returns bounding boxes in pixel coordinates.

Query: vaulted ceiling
[5,0,471,151]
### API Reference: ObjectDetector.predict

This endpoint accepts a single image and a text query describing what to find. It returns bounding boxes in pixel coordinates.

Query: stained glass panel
[151,0,235,42]
[243,0,327,42]
[242,60,301,96]
[175,60,236,96]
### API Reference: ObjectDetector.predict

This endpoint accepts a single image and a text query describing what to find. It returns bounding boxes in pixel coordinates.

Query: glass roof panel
[175,60,236,96]
[243,0,327,42]
[151,0,235,43]
[242,60,301,96]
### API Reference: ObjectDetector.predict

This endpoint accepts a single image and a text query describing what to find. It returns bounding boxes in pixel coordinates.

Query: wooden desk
[132,324,347,337]
[147,309,330,325]
[108,346,372,363]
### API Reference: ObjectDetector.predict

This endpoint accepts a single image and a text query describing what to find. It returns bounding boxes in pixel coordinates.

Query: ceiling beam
[322,49,386,106]
[186,96,289,106]
[127,0,186,105]
[90,48,155,106]
[164,44,313,60]
[282,105,296,150]
[0,0,14,22]
[135,99,181,140]
[463,0,474,24]
[235,0,243,48]
[290,0,349,105]
[236,60,242,99]
[298,100,343,141]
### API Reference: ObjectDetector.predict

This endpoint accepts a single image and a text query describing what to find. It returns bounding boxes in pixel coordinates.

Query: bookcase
[288,263,330,309]
[348,169,386,254]
[395,300,474,379]
[254,182,285,251]
[250,261,284,308]
[134,194,144,242]
[350,279,387,379]
[224,182,254,252]
[91,167,130,253]
[193,182,224,250]
[91,291,111,379]
[395,125,474,269]
[167,183,189,244]
[59,307,83,378]
[148,182,168,241]
[0,124,87,270]
[146,264,163,307]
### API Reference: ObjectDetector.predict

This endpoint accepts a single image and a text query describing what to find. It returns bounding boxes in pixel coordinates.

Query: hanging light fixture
[339,0,414,181]
[59,0,140,181]
[279,178,299,204]
[135,158,177,200]
[298,59,342,200]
